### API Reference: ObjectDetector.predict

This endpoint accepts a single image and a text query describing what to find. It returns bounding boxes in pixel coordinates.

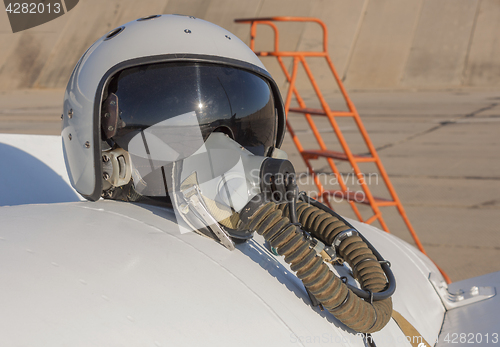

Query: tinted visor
[107,62,277,157]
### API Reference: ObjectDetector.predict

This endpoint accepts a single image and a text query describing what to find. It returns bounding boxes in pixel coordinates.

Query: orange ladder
[235,17,450,283]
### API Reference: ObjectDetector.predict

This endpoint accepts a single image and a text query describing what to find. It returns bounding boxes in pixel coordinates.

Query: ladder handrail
[235,17,329,53]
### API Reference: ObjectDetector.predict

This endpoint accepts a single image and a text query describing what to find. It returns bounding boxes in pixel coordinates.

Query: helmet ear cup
[102,148,132,190]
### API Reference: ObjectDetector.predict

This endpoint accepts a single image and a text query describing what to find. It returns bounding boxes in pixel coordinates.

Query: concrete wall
[0,0,499,92]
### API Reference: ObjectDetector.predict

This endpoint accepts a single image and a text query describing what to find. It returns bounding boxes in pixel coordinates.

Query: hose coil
[239,197,393,333]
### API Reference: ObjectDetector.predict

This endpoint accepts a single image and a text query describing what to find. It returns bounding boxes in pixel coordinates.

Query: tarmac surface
[1,88,499,282]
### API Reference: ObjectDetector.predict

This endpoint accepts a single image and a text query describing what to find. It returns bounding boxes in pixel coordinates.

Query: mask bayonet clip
[182,185,236,251]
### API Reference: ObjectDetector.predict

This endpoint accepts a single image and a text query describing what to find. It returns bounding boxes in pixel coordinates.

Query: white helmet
[62,14,286,201]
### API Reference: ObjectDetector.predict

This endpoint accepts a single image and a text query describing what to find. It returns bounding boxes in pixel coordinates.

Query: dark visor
[106,62,277,157]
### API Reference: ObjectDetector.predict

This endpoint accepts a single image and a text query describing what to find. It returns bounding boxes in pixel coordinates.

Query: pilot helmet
[62,14,286,204]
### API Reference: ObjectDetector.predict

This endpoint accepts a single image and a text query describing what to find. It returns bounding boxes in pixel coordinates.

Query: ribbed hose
[239,199,392,333]
[291,201,389,293]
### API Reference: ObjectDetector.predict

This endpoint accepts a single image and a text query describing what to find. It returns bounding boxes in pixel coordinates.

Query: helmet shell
[62,15,285,200]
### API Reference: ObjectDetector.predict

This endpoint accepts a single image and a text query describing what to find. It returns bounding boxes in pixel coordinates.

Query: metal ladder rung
[302,149,376,162]
[289,107,354,117]
[375,200,399,207]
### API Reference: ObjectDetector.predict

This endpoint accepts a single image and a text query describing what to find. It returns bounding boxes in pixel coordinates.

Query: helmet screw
[104,112,110,118]
[184,29,191,34]
[68,134,72,141]
[108,125,114,131]
[103,172,110,180]
[110,101,116,106]
[68,109,73,119]
[225,35,231,40]
[84,141,90,148]
[102,155,109,163]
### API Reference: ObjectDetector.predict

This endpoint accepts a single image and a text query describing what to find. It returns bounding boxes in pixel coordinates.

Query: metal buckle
[333,228,359,249]
[310,237,337,262]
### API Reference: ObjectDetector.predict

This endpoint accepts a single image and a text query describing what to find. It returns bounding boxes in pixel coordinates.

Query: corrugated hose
[238,193,394,333]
